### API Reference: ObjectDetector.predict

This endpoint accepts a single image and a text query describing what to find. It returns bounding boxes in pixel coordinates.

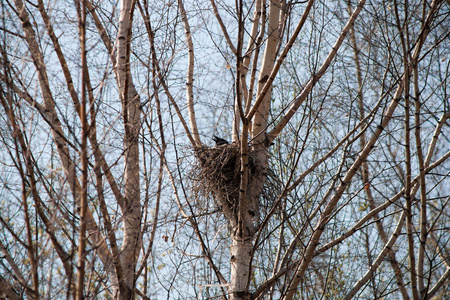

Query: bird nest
[192,143,256,211]
[190,143,281,222]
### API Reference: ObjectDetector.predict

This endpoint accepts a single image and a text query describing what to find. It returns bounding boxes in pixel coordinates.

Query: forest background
[0,0,450,299]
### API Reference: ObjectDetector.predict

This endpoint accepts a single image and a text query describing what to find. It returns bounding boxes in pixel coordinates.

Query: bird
[212,135,229,146]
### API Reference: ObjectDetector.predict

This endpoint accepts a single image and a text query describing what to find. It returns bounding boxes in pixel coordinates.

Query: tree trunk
[229,236,253,299]
[116,0,141,298]
[228,1,279,299]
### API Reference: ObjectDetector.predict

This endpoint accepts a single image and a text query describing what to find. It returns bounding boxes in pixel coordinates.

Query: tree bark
[116,0,142,298]
[228,2,280,299]
[229,236,253,299]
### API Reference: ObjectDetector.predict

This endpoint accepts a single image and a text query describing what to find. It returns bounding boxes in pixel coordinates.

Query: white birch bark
[232,0,263,141]
[229,237,253,299]
[178,0,201,147]
[229,2,281,299]
[116,0,142,298]
[251,0,280,147]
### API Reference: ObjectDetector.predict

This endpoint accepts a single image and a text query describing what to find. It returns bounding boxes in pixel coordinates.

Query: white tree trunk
[252,0,279,146]
[228,2,280,299]
[229,236,253,299]
[116,0,141,298]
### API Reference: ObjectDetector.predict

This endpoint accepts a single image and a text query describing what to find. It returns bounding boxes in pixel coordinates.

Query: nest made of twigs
[192,143,255,208]
[190,143,282,219]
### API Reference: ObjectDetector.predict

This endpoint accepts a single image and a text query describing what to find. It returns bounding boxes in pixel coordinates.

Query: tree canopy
[0,0,449,299]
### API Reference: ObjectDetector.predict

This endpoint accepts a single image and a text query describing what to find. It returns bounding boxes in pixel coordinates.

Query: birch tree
[0,0,450,299]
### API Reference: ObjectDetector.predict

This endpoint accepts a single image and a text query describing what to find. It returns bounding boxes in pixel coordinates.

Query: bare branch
[177,0,201,147]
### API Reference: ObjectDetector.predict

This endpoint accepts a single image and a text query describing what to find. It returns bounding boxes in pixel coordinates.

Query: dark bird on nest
[212,135,229,146]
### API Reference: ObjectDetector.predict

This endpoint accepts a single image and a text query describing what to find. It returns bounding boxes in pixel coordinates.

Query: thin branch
[75,0,88,297]
[137,1,197,147]
[210,0,237,54]
[267,0,366,143]
[177,0,201,146]
[343,212,406,300]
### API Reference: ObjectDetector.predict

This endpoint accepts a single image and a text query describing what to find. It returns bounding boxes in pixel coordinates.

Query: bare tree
[0,0,449,299]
